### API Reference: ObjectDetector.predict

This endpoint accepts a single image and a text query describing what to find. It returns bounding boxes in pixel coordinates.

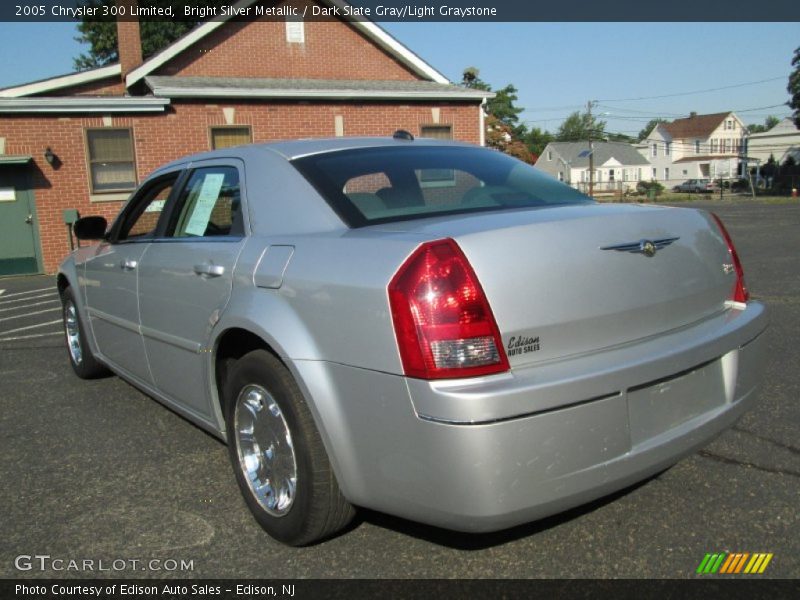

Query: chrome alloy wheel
[234,384,298,517]
[65,300,83,366]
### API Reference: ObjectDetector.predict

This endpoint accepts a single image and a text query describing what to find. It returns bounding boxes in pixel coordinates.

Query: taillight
[388,238,509,380]
[711,213,749,303]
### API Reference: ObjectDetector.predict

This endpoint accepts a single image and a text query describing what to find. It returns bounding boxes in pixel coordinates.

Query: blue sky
[0,21,797,135]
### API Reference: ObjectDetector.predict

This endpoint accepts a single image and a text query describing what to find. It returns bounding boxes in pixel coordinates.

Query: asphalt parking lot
[1,198,798,579]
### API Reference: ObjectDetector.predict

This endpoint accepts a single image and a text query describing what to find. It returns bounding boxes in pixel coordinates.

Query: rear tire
[224,349,354,545]
[62,286,109,379]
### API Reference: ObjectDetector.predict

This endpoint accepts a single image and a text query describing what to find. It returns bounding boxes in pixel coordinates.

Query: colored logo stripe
[697,552,773,574]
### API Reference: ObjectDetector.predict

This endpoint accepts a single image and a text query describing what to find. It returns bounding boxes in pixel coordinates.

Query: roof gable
[127,0,449,87]
[2,0,450,98]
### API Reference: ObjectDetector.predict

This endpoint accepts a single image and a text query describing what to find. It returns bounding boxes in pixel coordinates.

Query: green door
[0,162,42,276]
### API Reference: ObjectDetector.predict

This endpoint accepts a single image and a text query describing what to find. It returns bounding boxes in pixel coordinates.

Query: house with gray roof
[745,118,800,166]
[535,141,651,193]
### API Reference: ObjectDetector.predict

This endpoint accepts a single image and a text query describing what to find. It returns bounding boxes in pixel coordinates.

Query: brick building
[0,0,490,275]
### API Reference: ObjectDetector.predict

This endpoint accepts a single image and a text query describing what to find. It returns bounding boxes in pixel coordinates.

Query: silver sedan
[58,134,767,545]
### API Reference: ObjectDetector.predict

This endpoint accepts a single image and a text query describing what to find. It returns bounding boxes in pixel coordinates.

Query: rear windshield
[292,145,593,227]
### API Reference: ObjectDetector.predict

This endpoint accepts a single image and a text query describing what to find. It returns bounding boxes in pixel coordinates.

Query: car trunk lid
[375,204,735,369]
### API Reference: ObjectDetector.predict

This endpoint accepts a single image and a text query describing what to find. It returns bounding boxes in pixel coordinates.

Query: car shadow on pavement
[354,473,664,550]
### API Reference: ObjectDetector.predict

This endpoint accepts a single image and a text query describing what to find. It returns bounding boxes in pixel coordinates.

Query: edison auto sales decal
[507,335,540,357]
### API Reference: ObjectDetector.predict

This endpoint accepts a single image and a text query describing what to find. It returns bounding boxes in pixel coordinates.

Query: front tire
[224,350,354,545]
[62,287,109,379]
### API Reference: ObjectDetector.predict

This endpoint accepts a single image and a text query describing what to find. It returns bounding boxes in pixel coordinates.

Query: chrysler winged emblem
[601,237,679,257]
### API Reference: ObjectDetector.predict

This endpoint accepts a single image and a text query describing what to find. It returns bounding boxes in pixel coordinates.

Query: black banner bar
[3,0,800,22]
[3,579,800,600]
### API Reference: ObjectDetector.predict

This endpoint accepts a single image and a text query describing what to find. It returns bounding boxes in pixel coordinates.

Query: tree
[637,118,667,142]
[748,115,780,134]
[73,0,199,70]
[462,67,531,160]
[462,68,524,132]
[789,46,800,129]
[487,84,524,133]
[462,66,490,91]
[556,110,606,142]
[485,115,535,164]
[523,127,553,158]
[606,132,636,143]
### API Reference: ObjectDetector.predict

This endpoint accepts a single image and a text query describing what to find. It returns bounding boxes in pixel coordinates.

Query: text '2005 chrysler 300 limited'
[58,133,767,545]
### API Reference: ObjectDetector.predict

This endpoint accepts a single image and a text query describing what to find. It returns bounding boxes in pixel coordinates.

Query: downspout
[479,98,486,147]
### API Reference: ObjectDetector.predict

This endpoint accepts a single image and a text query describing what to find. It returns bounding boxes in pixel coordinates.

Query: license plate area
[627,358,726,447]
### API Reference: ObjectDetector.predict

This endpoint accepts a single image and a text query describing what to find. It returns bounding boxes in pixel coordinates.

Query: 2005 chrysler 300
[58,134,767,545]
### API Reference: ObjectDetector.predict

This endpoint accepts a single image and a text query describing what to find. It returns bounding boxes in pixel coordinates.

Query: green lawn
[626,193,798,205]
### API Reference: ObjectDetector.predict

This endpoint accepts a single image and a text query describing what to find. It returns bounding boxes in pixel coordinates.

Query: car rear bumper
[292,302,767,533]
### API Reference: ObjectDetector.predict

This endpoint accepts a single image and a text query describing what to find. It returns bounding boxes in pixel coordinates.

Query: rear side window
[168,167,243,238]
[292,146,592,227]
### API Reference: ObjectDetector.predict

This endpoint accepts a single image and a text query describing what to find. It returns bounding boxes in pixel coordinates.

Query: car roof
[151,136,475,175]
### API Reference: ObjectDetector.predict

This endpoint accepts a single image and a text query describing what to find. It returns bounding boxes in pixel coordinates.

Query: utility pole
[588,100,595,198]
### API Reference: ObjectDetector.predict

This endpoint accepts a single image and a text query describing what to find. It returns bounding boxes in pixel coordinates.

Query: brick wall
[156,16,420,81]
[43,77,126,97]
[0,101,481,273]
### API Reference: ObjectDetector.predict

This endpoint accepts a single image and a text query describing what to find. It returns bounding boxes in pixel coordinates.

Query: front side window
[293,146,592,227]
[86,128,136,193]
[651,143,657,157]
[695,140,701,153]
[665,142,671,156]
[115,176,177,241]
[168,167,243,238]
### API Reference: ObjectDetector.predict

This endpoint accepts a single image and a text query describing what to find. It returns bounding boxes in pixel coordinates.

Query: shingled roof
[660,112,731,139]
[546,141,650,167]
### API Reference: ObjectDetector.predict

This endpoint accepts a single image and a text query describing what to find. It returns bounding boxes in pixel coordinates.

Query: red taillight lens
[388,238,510,380]
[711,213,749,303]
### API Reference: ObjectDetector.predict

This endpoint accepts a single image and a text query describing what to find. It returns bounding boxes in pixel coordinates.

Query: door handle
[25,214,33,224]
[120,259,138,270]
[193,263,225,277]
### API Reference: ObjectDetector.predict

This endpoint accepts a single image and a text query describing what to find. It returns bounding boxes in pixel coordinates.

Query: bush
[636,180,665,196]
[731,179,749,192]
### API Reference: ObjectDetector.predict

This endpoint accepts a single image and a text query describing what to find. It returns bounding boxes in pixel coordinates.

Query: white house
[641,112,746,187]
[535,141,650,193]
[745,118,800,166]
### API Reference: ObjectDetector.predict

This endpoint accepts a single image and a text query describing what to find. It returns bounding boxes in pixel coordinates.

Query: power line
[522,104,789,128]
[596,76,786,102]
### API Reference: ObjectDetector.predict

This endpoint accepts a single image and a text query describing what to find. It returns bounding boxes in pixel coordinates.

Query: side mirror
[73,216,108,241]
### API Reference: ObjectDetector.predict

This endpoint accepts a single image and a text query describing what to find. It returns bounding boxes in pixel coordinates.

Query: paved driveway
[1,199,798,578]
